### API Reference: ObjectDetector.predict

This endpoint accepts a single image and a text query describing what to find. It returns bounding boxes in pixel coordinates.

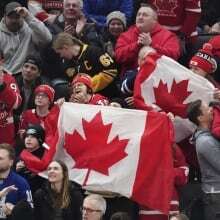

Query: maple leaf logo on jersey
[64,111,129,185]
[154,0,178,17]
[153,79,192,117]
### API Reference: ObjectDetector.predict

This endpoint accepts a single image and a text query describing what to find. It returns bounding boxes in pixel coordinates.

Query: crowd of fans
[0,0,220,219]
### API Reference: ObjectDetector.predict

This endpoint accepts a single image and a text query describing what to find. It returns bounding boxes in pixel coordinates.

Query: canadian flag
[24,102,174,214]
[134,53,215,118]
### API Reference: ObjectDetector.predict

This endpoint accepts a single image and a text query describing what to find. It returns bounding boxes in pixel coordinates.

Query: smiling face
[70,82,90,103]
[0,149,13,173]
[47,161,64,184]
[136,6,157,33]
[108,19,125,37]
[63,0,82,20]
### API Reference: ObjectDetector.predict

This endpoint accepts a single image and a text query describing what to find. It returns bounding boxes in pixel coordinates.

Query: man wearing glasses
[82,194,106,220]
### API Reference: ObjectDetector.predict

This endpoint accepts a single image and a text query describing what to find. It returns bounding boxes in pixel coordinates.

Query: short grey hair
[84,194,107,215]
[139,4,158,20]
[63,0,83,9]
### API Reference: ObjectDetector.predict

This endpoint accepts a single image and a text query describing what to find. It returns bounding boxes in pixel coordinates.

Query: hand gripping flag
[21,102,175,214]
[134,53,215,118]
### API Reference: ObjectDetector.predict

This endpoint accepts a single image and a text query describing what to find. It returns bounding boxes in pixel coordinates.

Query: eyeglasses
[81,206,102,213]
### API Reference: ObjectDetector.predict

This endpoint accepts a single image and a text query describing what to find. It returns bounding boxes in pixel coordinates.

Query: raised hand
[15,7,29,18]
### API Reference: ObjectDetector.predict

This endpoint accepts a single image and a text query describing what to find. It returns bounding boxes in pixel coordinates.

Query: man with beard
[0,143,33,219]
[0,1,52,75]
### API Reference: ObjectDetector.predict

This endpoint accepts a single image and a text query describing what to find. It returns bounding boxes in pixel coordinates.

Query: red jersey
[148,0,201,38]
[19,109,48,131]
[0,72,22,145]
[89,94,109,106]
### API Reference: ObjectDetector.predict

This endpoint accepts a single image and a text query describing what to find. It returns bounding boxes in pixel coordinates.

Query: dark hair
[187,99,203,126]
[25,124,45,145]
[24,54,42,71]
[0,143,15,160]
[110,212,131,220]
[48,160,70,209]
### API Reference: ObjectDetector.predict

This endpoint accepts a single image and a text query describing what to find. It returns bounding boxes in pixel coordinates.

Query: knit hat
[106,11,127,28]
[72,74,93,90]
[24,55,42,71]
[25,124,45,145]
[4,2,21,16]
[34,85,55,103]
[189,43,217,74]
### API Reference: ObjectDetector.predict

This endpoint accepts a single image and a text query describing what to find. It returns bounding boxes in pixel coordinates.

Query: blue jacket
[0,171,33,219]
[83,0,133,27]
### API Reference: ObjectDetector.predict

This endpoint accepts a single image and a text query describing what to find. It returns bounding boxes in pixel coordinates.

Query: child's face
[70,82,89,103]
[35,92,50,107]
[25,135,40,151]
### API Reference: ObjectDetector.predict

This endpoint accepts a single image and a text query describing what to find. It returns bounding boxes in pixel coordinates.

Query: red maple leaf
[153,79,192,117]
[64,111,129,186]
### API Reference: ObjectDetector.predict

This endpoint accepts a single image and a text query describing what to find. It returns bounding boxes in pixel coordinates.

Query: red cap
[34,85,55,103]
[72,74,93,90]
[189,43,217,74]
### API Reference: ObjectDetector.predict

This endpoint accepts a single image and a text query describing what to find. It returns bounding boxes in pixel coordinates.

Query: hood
[190,128,210,144]
[0,18,11,34]
[0,17,25,35]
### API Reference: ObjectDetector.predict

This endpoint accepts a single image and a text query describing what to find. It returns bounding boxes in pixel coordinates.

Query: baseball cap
[4,2,21,16]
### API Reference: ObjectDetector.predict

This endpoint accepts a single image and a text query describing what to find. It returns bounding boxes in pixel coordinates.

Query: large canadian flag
[36,103,174,214]
[134,53,215,118]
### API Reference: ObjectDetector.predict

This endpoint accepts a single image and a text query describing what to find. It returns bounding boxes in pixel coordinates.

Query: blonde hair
[52,32,83,50]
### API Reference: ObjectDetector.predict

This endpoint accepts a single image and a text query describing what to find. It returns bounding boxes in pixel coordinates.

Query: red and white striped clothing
[28,0,63,22]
